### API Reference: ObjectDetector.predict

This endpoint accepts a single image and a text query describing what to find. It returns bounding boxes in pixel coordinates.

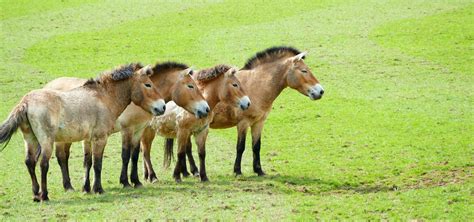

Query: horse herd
[0,46,324,202]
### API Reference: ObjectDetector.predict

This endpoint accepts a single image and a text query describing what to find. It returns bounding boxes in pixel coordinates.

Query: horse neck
[239,61,290,109]
[99,79,133,119]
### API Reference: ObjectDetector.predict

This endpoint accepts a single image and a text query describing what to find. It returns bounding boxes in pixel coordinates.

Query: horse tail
[163,138,174,169]
[0,99,28,150]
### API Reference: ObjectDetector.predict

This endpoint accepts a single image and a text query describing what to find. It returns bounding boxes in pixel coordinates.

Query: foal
[146,65,250,182]
[0,64,165,201]
[172,46,324,176]
[44,62,209,188]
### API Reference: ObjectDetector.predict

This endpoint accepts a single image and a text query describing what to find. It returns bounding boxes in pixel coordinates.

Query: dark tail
[0,100,28,150]
[163,138,174,169]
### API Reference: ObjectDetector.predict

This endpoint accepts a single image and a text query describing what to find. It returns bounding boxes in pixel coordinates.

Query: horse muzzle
[308,84,324,100]
[239,96,251,110]
[194,100,210,119]
[151,100,166,116]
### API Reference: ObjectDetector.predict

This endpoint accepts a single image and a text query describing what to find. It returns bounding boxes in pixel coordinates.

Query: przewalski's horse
[146,65,250,182]
[171,46,324,177]
[0,63,166,201]
[44,62,209,189]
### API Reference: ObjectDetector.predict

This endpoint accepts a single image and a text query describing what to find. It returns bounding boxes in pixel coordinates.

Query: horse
[0,63,166,201]
[43,62,209,188]
[166,46,324,177]
[145,65,251,182]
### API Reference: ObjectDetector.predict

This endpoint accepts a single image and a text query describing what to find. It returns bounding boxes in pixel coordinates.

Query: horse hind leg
[20,122,41,201]
[195,129,209,182]
[234,126,248,175]
[141,127,158,183]
[56,142,74,191]
[38,139,54,201]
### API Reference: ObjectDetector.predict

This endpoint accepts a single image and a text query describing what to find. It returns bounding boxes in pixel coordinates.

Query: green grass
[1,0,473,220]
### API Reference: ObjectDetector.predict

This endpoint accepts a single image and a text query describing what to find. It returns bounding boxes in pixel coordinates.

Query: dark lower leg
[120,145,131,187]
[186,142,199,177]
[57,145,73,191]
[252,137,265,176]
[130,144,142,187]
[25,157,40,201]
[234,133,246,175]
[173,152,185,182]
[199,150,208,182]
[83,152,92,193]
[39,158,49,201]
[92,155,104,194]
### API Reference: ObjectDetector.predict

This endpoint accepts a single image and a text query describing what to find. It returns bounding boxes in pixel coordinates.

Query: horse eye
[187,84,194,89]
[144,83,152,88]
[232,83,238,87]
[301,70,308,73]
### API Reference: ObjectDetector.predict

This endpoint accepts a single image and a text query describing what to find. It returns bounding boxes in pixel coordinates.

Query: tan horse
[44,62,209,189]
[169,46,324,177]
[0,63,165,201]
[145,65,251,182]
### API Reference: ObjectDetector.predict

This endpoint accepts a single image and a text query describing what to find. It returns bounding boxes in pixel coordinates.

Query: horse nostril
[205,107,210,113]
[247,102,251,108]
[153,107,160,114]
[161,105,166,112]
[320,90,324,95]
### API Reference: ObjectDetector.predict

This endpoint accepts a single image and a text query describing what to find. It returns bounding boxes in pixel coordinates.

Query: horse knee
[25,158,35,168]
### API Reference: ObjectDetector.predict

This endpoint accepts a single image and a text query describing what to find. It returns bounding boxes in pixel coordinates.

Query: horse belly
[54,123,89,142]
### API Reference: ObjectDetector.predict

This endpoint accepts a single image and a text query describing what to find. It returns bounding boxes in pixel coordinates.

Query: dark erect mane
[152,61,189,75]
[242,46,303,70]
[195,64,232,82]
[84,63,144,86]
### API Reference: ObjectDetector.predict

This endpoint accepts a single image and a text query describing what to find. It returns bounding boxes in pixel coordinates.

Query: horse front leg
[195,129,209,182]
[233,125,248,175]
[173,131,190,183]
[141,126,157,183]
[119,130,132,188]
[92,137,107,194]
[251,120,265,176]
[82,140,92,193]
[56,142,74,191]
[130,135,143,188]
[185,139,199,177]
[180,137,192,177]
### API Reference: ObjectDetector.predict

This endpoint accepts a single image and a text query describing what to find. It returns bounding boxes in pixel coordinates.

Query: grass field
[0,0,473,220]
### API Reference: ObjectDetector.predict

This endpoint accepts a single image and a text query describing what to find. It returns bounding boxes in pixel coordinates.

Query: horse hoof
[134,183,143,188]
[192,171,200,177]
[65,187,75,192]
[201,177,209,182]
[40,192,49,201]
[256,170,266,176]
[82,185,91,193]
[151,178,158,184]
[122,182,132,188]
[174,178,182,183]
[93,186,104,194]
[182,171,190,178]
[33,195,41,202]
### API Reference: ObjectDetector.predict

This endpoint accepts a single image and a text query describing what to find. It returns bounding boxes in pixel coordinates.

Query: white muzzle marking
[152,99,166,116]
[309,84,324,100]
[193,100,210,119]
[239,96,251,110]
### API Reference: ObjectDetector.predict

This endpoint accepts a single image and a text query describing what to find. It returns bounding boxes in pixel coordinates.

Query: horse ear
[225,68,237,77]
[180,67,194,78]
[139,65,153,76]
[289,51,307,63]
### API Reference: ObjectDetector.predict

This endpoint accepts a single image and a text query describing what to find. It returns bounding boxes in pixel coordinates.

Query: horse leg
[82,140,92,193]
[233,125,248,175]
[38,139,53,201]
[195,129,209,182]
[24,141,40,201]
[130,135,143,188]
[141,126,157,183]
[56,142,74,191]
[185,140,199,177]
[251,121,265,176]
[20,123,40,201]
[181,138,191,178]
[92,137,107,194]
[173,131,190,183]
[119,130,132,188]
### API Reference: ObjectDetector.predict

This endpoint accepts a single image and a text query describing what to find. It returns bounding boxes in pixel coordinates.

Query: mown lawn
[0,0,472,220]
